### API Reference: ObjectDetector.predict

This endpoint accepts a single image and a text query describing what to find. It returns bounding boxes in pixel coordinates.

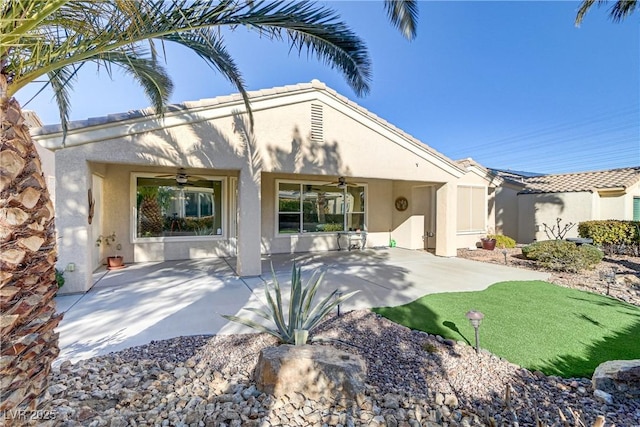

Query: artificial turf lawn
[372,281,640,378]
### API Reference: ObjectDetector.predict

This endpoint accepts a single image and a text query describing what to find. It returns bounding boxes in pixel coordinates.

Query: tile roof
[516,167,640,194]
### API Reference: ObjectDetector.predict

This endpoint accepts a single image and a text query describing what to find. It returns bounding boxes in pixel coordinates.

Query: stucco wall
[494,184,520,241]
[598,192,626,220]
[40,85,489,293]
[599,181,640,220]
[518,192,595,242]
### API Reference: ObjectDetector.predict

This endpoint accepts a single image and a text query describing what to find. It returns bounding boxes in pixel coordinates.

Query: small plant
[542,217,576,240]
[222,262,358,344]
[422,342,439,353]
[96,232,116,247]
[522,240,603,272]
[55,268,65,288]
[486,234,516,248]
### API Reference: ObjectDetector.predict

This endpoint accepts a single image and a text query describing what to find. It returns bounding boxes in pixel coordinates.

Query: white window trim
[131,172,227,243]
[274,179,367,237]
[456,184,488,234]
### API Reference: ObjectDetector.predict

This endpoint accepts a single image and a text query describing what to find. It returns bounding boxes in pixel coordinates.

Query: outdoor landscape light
[465,310,485,353]
[502,248,508,265]
[336,290,343,316]
[599,268,617,296]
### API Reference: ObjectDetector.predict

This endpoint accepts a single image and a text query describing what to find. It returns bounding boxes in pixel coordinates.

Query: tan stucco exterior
[33,81,499,294]
[495,173,640,243]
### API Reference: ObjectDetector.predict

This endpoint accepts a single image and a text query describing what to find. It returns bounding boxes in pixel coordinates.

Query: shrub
[222,262,358,344]
[55,268,65,288]
[578,220,640,255]
[522,240,603,272]
[487,234,516,248]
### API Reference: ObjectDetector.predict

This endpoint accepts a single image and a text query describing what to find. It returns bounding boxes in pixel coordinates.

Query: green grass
[373,281,640,378]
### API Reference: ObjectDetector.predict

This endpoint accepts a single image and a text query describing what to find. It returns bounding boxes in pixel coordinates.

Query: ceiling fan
[327,176,358,189]
[154,168,207,186]
[305,177,359,194]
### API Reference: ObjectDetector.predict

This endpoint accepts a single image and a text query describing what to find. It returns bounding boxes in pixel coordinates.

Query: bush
[522,240,603,272]
[578,220,640,255]
[487,234,516,248]
[55,268,65,288]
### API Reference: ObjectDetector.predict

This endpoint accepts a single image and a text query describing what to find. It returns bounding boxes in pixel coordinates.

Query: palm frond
[609,0,637,21]
[96,50,173,115]
[5,0,372,138]
[160,28,253,124]
[575,0,637,25]
[576,0,603,25]
[237,0,372,96]
[47,64,82,141]
[384,0,419,41]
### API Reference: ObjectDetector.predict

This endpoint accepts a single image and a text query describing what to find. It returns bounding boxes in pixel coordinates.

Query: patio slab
[55,248,549,364]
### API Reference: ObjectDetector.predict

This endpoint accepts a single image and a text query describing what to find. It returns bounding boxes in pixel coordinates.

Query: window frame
[131,172,227,243]
[275,179,367,236]
[456,185,488,234]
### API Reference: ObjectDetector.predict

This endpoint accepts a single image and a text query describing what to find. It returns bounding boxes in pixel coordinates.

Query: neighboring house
[493,167,640,243]
[31,80,500,294]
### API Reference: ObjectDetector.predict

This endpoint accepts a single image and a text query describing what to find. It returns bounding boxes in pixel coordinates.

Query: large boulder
[592,359,640,400]
[254,345,366,403]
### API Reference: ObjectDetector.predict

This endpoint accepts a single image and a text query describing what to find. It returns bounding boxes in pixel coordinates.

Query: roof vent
[311,104,323,143]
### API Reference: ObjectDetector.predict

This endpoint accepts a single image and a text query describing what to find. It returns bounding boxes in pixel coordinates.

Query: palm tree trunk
[0,73,62,418]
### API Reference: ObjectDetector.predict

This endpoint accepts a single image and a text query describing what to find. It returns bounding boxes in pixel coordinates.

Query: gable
[32,80,466,184]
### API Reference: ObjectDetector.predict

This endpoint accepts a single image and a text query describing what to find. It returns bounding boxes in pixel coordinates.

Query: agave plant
[222,263,358,344]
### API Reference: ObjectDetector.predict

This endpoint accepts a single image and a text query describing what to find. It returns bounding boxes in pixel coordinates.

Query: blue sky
[18,1,639,174]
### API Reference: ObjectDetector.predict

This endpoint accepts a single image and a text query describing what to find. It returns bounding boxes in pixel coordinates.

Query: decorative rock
[444,393,459,408]
[592,359,640,399]
[594,389,614,405]
[383,393,400,409]
[254,345,366,402]
[173,366,189,379]
[434,393,444,406]
[48,383,68,395]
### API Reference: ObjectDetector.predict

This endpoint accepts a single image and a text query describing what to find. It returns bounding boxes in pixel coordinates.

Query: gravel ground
[38,250,639,426]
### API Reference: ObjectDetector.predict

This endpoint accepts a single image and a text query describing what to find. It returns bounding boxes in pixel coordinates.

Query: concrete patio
[54,248,549,364]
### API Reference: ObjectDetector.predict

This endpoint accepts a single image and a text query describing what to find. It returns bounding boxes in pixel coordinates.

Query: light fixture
[176,173,188,185]
[336,290,343,316]
[465,310,485,353]
[599,267,617,296]
[337,176,346,189]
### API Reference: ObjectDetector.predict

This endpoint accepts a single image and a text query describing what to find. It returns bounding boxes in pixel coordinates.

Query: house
[31,80,501,294]
[494,167,640,243]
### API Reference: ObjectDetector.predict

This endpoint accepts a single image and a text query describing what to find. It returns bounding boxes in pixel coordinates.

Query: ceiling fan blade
[187,175,209,180]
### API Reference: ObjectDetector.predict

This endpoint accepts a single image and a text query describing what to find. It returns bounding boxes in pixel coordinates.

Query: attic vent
[310,104,323,142]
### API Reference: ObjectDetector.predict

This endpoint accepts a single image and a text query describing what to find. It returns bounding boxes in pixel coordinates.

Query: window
[457,186,486,233]
[634,197,640,221]
[135,176,224,238]
[277,182,366,234]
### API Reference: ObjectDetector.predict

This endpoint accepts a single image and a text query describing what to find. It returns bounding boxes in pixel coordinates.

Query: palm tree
[0,0,417,415]
[576,0,638,25]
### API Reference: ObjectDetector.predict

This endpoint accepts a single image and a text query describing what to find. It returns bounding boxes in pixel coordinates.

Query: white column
[435,182,458,257]
[55,154,92,294]
[236,167,262,276]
